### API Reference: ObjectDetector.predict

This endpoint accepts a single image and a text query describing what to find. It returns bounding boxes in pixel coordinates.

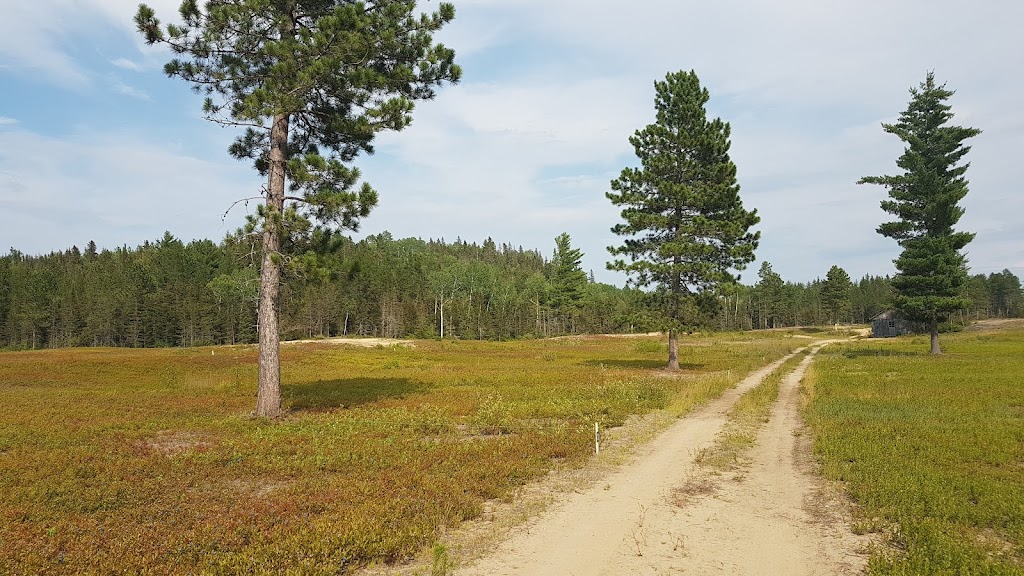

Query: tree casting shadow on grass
[283,378,429,411]
[840,349,921,359]
[582,359,704,370]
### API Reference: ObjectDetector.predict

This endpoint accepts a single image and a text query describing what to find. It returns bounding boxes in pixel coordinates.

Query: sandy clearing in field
[966,318,1024,331]
[282,337,414,347]
[455,344,867,576]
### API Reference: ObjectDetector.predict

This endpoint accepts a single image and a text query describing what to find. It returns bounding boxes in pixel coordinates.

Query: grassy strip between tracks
[700,348,811,472]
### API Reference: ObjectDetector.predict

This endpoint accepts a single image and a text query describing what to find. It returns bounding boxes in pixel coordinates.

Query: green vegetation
[137,0,462,416]
[805,329,1024,574]
[821,265,853,325]
[2,235,1020,351]
[753,261,786,329]
[859,72,980,354]
[0,233,647,350]
[548,232,589,333]
[607,69,759,368]
[699,350,810,472]
[0,332,798,573]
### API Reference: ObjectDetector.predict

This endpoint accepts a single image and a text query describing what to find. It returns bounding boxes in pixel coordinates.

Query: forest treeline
[1,232,1021,349]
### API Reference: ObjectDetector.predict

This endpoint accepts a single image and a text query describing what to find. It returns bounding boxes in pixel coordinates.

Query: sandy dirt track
[658,347,869,575]
[456,345,867,576]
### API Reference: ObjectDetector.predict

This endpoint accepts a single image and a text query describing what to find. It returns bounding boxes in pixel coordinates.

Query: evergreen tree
[754,261,784,329]
[821,265,852,324]
[859,73,980,354]
[548,233,587,333]
[607,70,760,369]
[851,275,894,323]
[136,0,461,416]
[0,233,648,350]
[988,269,1023,318]
[0,254,10,344]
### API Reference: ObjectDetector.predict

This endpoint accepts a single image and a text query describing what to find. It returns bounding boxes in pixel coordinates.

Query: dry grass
[0,332,799,574]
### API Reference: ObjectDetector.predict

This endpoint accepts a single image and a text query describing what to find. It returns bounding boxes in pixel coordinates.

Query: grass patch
[804,330,1024,574]
[0,332,798,573]
[697,349,811,472]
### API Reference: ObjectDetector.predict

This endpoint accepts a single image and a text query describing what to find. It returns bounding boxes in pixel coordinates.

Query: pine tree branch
[222,195,266,222]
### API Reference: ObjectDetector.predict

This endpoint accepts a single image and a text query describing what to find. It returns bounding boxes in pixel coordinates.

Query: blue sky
[2,0,1022,287]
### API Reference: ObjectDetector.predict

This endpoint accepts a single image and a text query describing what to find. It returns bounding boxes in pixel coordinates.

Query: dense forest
[1,232,1021,350]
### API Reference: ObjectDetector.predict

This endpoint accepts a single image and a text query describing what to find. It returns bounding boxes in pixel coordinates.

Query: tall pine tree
[608,70,759,369]
[859,72,980,354]
[136,0,461,416]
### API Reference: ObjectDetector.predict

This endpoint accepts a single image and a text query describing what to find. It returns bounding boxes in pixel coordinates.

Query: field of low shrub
[0,332,798,574]
[805,329,1024,575]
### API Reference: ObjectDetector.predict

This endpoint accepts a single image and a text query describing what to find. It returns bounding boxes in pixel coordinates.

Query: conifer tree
[859,72,979,354]
[821,265,852,325]
[755,261,784,329]
[608,70,760,369]
[136,0,461,416]
[549,232,587,333]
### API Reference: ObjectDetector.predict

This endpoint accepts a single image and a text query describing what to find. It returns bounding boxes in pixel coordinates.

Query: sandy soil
[282,337,414,347]
[657,347,869,575]
[454,345,868,576]
[965,318,1024,332]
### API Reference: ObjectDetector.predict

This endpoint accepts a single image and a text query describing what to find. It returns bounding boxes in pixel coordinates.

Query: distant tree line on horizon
[1,232,1020,351]
[0,231,641,349]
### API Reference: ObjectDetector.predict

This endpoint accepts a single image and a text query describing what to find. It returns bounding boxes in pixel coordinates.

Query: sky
[1,0,1022,287]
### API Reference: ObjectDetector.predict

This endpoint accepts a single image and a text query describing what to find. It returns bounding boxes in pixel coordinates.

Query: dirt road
[457,346,867,575]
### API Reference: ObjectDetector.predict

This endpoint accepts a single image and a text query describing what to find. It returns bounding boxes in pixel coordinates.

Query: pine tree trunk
[929,319,942,355]
[668,252,681,370]
[667,329,679,370]
[255,112,289,418]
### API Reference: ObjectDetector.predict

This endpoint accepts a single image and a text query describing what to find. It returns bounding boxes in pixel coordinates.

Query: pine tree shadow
[582,359,704,370]
[283,378,428,411]
[840,349,921,359]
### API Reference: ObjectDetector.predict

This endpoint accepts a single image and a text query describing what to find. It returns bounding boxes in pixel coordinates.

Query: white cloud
[0,1,92,87]
[354,1,1024,284]
[0,126,260,254]
[355,76,653,279]
[111,57,142,71]
[3,0,1022,286]
[0,0,179,86]
[109,75,150,100]
[0,117,17,126]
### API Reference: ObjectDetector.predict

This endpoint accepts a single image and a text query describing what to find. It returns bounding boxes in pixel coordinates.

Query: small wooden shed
[871,310,914,338]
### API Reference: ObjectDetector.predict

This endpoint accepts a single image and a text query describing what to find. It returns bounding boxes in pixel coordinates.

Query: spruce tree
[549,232,587,333]
[859,72,980,354]
[607,70,760,369]
[136,0,460,416]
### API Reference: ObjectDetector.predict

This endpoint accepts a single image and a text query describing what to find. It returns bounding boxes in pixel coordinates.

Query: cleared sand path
[456,345,867,576]
[652,346,869,575]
